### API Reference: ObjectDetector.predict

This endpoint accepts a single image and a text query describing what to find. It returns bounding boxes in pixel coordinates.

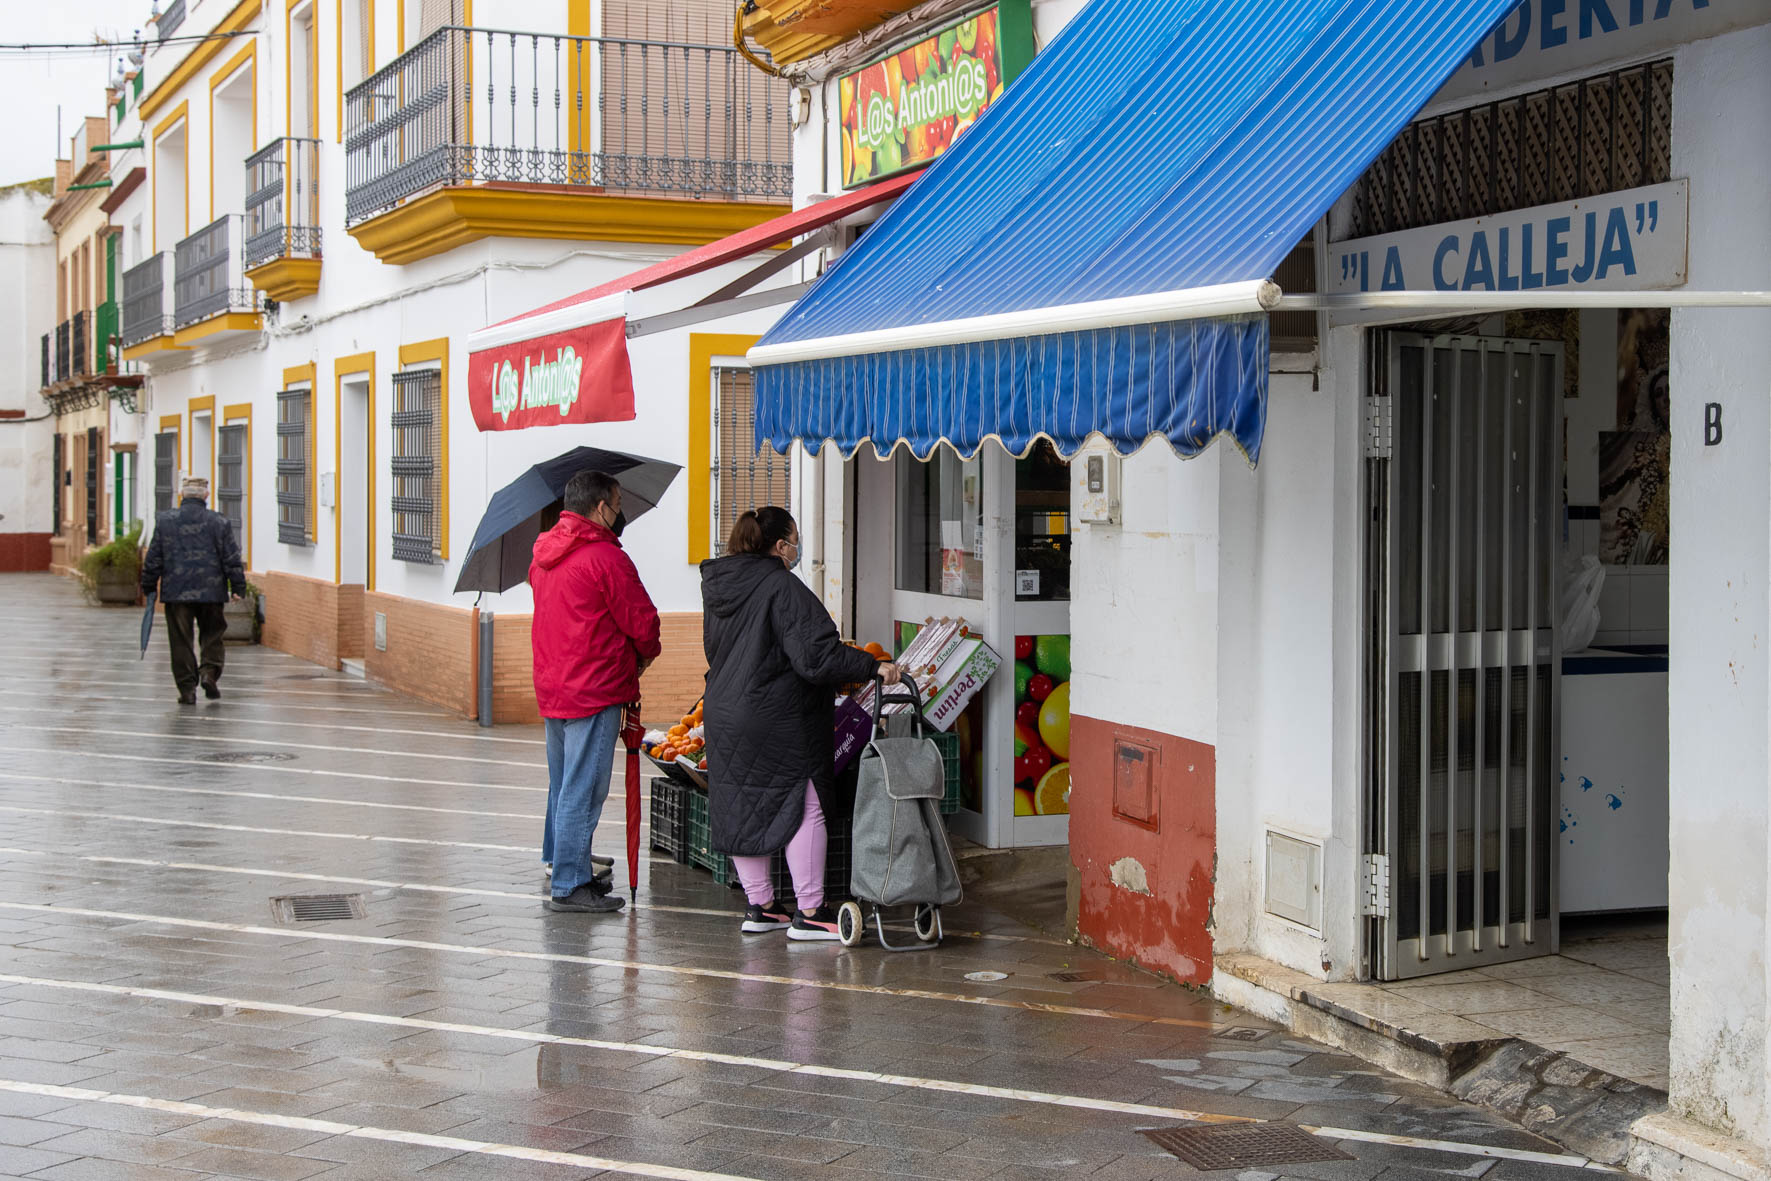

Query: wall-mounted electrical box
[1077,449,1121,525]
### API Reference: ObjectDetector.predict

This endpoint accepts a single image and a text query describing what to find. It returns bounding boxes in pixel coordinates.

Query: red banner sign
[467,317,635,432]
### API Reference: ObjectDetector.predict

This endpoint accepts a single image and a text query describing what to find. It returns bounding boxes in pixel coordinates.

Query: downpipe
[478,610,494,728]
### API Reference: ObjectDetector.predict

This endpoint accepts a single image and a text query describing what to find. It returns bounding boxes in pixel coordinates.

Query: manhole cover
[964,971,1009,982]
[1142,1124,1353,1170]
[1216,1026,1268,1042]
[203,751,297,764]
[1048,970,1099,983]
[270,893,367,923]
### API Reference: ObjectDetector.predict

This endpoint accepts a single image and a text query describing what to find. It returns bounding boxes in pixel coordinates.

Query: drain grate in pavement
[1215,1026,1269,1042]
[1048,970,1100,983]
[203,751,297,764]
[270,893,367,923]
[1142,1123,1353,1170]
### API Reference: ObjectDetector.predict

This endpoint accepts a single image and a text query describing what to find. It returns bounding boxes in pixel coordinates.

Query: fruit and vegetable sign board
[467,317,636,432]
[839,7,1007,188]
[1013,634,1070,817]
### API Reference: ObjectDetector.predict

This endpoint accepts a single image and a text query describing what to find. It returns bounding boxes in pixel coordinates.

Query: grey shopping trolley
[837,679,963,950]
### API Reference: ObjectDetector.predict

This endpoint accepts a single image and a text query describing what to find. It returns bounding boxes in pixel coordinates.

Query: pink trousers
[731,781,826,912]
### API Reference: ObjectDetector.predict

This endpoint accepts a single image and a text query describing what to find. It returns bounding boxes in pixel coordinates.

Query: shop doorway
[856,439,1072,850]
[1366,332,1564,979]
[339,377,371,587]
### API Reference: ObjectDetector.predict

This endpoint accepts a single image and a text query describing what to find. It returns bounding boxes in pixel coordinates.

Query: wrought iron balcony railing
[54,320,70,383]
[122,252,176,346]
[40,333,49,389]
[245,136,323,270]
[343,25,792,227]
[174,214,263,328]
[156,0,186,41]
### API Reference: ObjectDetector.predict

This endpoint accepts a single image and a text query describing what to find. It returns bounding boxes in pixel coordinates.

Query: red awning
[465,171,918,433]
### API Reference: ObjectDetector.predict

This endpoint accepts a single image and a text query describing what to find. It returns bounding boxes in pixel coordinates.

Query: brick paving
[0,573,1634,1179]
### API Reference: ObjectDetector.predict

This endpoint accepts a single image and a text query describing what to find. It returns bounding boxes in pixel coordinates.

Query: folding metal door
[1367,333,1562,979]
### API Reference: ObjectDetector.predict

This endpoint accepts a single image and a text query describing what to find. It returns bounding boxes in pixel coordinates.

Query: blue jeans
[542,705,621,897]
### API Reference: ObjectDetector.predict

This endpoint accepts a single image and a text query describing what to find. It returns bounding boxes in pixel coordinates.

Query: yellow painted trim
[349,187,791,265]
[222,402,253,568]
[336,0,375,142]
[283,363,319,543]
[208,42,257,222]
[150,101,190,253]
[687,334,762,565]
[397,338,449,561]
[171,311,264,347]
[396,0,403,51]
[286,0,320,138]
[246,256,323,300]
[157,415,183,475]
[333,351,376,588]
[122,336,190,361]
[140,0,265,122]
[188,395,217,491]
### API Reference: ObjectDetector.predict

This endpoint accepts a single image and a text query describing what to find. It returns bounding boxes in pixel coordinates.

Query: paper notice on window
[941,520,967,596]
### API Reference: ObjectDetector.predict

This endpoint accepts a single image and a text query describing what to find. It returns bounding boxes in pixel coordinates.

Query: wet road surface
[0,574,1629,1179]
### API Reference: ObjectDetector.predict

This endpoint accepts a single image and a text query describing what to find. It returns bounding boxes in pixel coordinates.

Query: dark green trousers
[165,602,228,694]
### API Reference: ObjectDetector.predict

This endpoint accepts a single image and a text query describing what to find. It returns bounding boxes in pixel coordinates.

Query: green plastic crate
[931,731,962,814]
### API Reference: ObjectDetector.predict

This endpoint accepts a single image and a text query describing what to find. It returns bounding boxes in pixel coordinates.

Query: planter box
[92,569,139,606]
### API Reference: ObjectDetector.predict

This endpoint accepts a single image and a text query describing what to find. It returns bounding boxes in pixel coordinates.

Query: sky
[0,0,155,189]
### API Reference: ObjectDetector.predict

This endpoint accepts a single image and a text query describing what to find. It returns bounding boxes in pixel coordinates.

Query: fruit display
[838,7,1006,187]
[646,698,707,771]
[1012,634,1070,814]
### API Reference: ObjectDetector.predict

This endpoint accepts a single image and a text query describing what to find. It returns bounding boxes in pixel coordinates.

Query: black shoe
[741,900,793,934]
[200,672,220,699]
[787,905,843,942]
[178,690,196,705]
[545,885,626,913]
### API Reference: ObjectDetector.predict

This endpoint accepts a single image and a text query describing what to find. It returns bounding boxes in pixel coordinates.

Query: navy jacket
[141,498,246,603]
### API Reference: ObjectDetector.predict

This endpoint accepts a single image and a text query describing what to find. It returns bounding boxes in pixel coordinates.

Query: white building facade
[0,180,56,571]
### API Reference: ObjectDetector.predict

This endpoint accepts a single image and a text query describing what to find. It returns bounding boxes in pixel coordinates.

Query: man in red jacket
[531,470,662,913]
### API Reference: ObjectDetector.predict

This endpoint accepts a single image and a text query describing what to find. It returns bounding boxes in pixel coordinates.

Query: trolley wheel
[837,901,864,947]
[914,904,940,943]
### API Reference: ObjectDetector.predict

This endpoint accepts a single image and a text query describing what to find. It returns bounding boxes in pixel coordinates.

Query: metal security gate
[1366,333,1562,980]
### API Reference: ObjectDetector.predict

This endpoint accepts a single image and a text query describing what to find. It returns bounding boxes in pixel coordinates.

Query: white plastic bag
[1560,554,1604,653]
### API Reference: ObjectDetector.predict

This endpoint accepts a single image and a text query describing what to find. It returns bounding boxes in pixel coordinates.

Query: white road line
[3,722,547,770]
[0,974,1613,1168]
[0,899,1223,1029]
[0,1078,761,1181]
[0,694,544,745]
[0,804,541,853]
[0,847,1053,945]
[0,744,550,794]
[0,770,547,823]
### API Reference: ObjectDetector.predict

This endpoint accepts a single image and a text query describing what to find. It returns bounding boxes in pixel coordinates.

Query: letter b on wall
[1704,402,1723,447]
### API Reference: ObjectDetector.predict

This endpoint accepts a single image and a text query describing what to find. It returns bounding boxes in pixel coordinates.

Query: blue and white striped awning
[750,0,1521,463]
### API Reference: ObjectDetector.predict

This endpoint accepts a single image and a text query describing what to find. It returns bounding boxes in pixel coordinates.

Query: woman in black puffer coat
[701,506,901,940]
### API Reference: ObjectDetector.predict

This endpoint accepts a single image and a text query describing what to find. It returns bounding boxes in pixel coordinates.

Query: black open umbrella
[454,446,682,594]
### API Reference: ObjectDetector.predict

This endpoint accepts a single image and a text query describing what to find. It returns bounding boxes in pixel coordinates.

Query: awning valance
[464,171,920,432]
[750,0,1521,463]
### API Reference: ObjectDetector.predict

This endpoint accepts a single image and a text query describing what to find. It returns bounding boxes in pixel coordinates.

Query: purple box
[832,695,873,775]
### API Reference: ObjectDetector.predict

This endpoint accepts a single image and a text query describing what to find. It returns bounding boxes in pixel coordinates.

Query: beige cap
[180,476,210,499]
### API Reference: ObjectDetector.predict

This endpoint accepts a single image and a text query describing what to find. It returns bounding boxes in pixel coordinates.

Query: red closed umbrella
[621,701,645,902]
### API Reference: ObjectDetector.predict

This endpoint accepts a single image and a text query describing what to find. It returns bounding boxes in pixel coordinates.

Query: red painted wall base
[0,534,52,572]
[1068,713,1217,986]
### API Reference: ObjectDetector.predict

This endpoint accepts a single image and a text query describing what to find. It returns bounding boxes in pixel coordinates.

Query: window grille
[1348,60,1673,240]
[218,424,248,550]
[711,365,790,555]
[154,430,177,514]
[277,388,312,545]
[391,368,441,564]
[85,428,101,544]
[52,434,64,535]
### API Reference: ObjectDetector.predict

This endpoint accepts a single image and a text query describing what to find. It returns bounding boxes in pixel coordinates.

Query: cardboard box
[921,635,1002,732]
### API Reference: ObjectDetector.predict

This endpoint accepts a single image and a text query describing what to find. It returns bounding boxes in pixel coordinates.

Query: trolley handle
[869,671,929,738]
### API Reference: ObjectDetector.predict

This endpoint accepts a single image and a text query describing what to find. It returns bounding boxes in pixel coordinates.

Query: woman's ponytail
[726,506,795,555]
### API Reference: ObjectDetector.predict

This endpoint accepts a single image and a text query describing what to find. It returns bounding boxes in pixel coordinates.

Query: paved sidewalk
[0,574,1634,1180]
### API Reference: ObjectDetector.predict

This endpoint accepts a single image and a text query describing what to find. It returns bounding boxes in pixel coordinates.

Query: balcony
[343,25,793,264]
[121,252,178,356]
[37,306,132,412]
[173,214,265,345]
[155,0,185,41]
[245,137,323,301]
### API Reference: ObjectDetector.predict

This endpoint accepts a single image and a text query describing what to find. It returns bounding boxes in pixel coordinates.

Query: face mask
[608,509,627,538]
[783,542,800,571]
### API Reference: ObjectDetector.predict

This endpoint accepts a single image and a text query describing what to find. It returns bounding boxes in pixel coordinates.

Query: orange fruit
[1032,763,1070,816]
[660,744,679,761]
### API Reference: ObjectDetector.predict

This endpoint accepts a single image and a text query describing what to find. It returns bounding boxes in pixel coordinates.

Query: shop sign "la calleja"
[467,317,635,432]
[1329,179,1688,295]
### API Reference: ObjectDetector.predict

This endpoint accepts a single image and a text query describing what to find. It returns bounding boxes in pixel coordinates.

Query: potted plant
[224,578,262,642]
[77,522,143,606]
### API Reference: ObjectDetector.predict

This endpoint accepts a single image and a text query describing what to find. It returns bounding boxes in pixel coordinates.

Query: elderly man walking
[140,477,247,704]
[531,470,662,914]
